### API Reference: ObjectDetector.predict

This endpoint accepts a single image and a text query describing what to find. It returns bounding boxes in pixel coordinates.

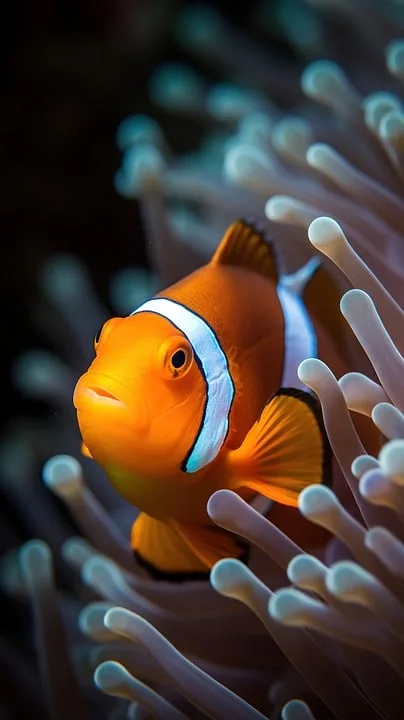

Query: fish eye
[171,349,187,369]
[159,337,194,379]
[168,345,193,377]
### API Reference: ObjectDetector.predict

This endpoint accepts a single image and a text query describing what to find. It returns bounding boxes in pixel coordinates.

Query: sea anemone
[3,1,404,718]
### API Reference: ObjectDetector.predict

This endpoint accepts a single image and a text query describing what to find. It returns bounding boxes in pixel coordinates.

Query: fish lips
[73,374,150,436]
[73,375,127,411]
[75,386,126,408]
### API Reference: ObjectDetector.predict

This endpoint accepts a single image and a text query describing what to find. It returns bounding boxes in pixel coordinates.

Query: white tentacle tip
[298,484,338,519]
[307,216,344,252]
[210,557,251,598]
[326,560,370,598]
[94,660,127,694]
[281,699,316,720]
[42,455,83,498]
[379,440,404,483]
[297,357,328,386]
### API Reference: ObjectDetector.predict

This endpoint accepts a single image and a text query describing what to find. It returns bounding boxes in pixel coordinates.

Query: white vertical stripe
[277,285,317,390]
[132,298,235,472]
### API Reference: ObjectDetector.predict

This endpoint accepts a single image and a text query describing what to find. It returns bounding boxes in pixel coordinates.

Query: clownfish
[73,219,364,579]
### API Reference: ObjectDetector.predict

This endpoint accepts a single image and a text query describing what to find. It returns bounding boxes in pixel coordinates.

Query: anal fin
[131,513,247,580]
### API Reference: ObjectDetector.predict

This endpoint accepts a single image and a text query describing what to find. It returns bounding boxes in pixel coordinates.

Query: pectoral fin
[228,388,331,506]
[131,513,247,580]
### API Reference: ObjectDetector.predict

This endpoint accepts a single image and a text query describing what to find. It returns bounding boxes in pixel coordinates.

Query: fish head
[73,311,207,498]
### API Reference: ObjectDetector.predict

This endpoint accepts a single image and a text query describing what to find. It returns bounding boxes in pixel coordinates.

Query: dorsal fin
[210,218,279,283]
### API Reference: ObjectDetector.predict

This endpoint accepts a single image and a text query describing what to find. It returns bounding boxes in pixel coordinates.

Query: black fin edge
[238,216,281,270]
[133,539,250,583]
[268,386,333,488]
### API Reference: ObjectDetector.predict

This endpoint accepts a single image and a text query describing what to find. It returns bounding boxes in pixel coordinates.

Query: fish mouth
[75,385,126,409]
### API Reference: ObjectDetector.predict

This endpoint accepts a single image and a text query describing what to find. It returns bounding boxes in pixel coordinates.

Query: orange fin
[131,513,246,579]
[81,442,93,459]
[228,388,332,507]
[210,218,279,283]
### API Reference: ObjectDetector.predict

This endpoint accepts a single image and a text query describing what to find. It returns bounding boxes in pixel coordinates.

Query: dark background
[2,0,296,432]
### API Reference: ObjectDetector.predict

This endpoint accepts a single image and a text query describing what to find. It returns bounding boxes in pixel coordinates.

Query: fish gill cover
[2,0,404,718]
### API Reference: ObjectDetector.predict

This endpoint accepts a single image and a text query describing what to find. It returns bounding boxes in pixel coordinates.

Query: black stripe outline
[267,386,333,487]
[136,297,235,473]
[133,538,250,583]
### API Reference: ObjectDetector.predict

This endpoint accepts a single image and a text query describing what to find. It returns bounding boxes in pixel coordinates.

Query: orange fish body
[73,220,374,577]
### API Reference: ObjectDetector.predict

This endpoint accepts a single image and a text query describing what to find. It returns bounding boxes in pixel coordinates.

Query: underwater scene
[3,1,404,718]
